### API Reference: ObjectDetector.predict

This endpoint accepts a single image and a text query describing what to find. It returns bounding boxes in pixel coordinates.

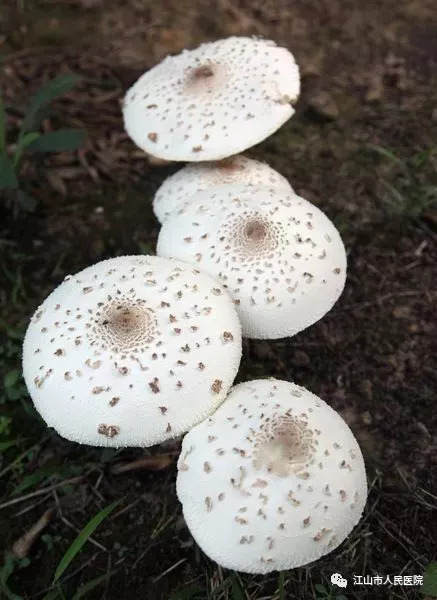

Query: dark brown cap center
[244,220,267,242]
[191,64,214,80]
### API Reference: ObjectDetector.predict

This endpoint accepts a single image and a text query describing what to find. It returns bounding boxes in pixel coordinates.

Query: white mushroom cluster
[177,379,367,573]
[22,35,367,576]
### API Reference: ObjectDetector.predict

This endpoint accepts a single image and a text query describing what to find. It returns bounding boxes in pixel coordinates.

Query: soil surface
[0,1,436,599]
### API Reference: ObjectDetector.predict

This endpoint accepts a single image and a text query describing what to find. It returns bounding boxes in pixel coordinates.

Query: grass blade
[13,132,41,167]
[12,466,66,496]
[20,74,80,134]
[0,554,22,600]
[230,574,244,600]
[278,571,285,600]
[28,129,86,153]
[0,152,18,189]
[71,573,111,600]
[54,499,121,582]
[0,93,6,153]
[368,144,404,166]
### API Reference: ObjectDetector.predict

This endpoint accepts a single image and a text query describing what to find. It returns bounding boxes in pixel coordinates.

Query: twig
[0,476,85,511]
[13,495,52,518]
[152,558,186,583]
[12,508,55,558]
[53,490,108,552]
[111,453,175,474]
[111,497,142,520]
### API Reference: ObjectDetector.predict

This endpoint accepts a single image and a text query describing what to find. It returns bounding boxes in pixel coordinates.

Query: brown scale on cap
[313,528,332,542]
[149,378,160,393]
[211,379,223,394]
[98,424,120,438]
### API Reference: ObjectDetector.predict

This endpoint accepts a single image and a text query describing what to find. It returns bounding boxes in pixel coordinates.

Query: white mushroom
[157,185,347,339]
[153,155,293,224]
[123,36,300,162]
[177,379,367,573]
[22,256,242,447]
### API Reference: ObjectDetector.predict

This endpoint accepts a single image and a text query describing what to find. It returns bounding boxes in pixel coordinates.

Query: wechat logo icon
[331,573,347,588]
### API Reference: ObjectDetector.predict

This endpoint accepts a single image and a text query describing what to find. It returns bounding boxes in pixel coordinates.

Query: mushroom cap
[123,36,300,162]
[22,256,242,447]
[153,155,293,224]
[157,185,347,339]
[177,379,367,574]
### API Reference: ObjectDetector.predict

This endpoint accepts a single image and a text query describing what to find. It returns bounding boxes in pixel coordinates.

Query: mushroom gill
[253,414,315,477]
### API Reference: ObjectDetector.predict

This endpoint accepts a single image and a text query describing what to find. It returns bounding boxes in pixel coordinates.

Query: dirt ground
[0,1,436,599]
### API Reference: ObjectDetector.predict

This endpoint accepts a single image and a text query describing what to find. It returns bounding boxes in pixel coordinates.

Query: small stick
[152,558,186,583]
[12,507,55,558]
[111,454,175,474]
[0,476,85,511]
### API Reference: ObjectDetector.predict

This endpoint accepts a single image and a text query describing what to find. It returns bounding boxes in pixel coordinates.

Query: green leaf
[13,131,41,167]
[4,370,21,389]
[0,554,22,600]
[0,93,6,153]
[423,562,437,596]
[0,320,24,340]
[0,152,18,189]
[12,466,65,495]
[230,575,244,600]
[278,571,286,600]
[28,129,86,153]
[315,583,328,595]
[71,573,110,600]
[335,595,348,600]
[54,499,121,581]
[0,440,19,453]
[368,145,404,166]
[6,384,26,401]
[20,74,81,134]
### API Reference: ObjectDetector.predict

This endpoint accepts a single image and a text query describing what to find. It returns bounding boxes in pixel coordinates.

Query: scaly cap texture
[177,379,367,573]
[157,185,346,339]
[23,256,242,447]
[153,155,293,223]
[123,36,300,161]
